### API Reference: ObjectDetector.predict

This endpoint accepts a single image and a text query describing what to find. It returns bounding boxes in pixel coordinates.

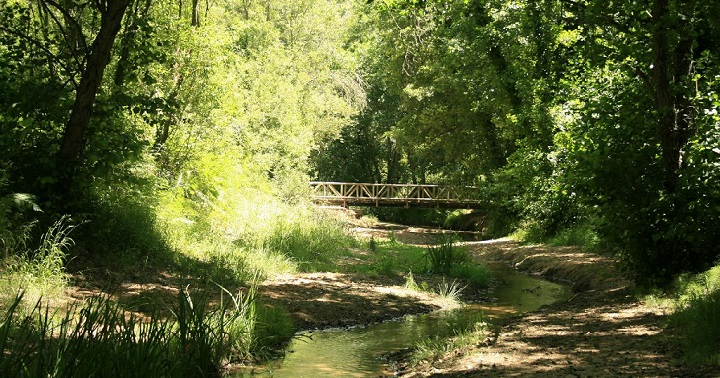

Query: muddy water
[233,263,571,377]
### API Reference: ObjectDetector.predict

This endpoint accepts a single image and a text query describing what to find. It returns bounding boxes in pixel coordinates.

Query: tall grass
[411,319,490,365]
[0,282,294,377]
[670,265,720,366]
[262,209,353,271]
[1,178,73,300]
[0,293,181,377]
[422,237,490,287]
[423,236,468,274]
[158,188,354,282]
[0,216,76,301]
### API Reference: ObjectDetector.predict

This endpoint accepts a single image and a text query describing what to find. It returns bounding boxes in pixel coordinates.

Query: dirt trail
[260,272,456,331]
[402,239,712,377]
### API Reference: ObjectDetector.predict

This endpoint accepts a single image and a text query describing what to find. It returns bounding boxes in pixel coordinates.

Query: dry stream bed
[253,225,715,377]
[67,223,715,377]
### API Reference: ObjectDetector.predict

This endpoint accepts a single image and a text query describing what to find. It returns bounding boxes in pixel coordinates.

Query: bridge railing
[309,181,481,208]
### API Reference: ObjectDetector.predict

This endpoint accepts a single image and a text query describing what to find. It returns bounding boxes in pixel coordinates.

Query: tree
[318,0,720,282]
[56,0,131,198]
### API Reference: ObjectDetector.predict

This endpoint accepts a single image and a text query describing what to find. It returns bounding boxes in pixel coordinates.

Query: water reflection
[232,263,571,377]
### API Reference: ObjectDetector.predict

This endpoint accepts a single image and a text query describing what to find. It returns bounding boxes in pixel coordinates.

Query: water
[234,263,571,377]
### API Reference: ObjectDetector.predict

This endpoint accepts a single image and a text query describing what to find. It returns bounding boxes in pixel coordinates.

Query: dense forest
[1,0,720,375]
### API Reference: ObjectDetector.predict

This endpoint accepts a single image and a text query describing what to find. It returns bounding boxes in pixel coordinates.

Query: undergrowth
[669,265,720,366]
[158,188,354,283]
[358,236,491,292]
[511,221,604,253]
[0,216,75,301]
[0,283,294,377]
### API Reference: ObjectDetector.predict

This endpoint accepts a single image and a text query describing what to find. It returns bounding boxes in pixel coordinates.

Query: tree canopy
[1,0,719,284]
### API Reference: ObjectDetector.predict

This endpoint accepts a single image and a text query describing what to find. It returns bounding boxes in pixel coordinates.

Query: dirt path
[401,239,713,377]
[260,272,457,331]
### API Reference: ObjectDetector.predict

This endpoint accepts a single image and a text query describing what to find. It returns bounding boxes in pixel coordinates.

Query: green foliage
[364,207,451,227]
[442,210,485,232]
[490,143,585,240]
[1,0,719,343]
[318,0,720,287]
[351,239,426,277]
[423,237,467,275]
[670,265,720,366]
[0,216,76,301]
[410,317,489,365]
[545,222,603,252]
[0,293,182,377]
[263,210,354,272]
[0,285,294,377]
[449,264,491,288]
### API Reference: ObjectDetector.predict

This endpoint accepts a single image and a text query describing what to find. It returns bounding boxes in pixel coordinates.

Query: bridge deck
[309,182,482,209]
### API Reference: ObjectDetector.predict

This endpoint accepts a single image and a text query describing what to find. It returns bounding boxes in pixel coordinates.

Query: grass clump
[669,265,720,366]
[449,264,491,287]
[0,216,75,301]
[423,237,490,288]
[423,237,468,274]
[411,319,490,365]
[434,278,466,302]
[0,283,294,377]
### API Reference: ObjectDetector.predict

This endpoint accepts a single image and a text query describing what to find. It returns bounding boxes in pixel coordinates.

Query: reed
[0,280,292,377]
[423,237,466,274]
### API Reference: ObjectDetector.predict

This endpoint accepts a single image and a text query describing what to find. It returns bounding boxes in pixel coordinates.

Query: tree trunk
[650,0,694,193]
[56,0,131,196]
[191,0,200,27]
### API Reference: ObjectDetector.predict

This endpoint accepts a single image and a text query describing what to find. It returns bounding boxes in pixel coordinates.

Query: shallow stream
[234,262,571,377]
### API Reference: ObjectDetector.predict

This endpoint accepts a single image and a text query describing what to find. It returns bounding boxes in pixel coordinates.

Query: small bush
[548,222,601,250]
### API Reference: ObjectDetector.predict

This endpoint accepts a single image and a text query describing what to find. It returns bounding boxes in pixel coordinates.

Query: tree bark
[651,0,694,193]
[191,0,200,27]
[56,0,131,195]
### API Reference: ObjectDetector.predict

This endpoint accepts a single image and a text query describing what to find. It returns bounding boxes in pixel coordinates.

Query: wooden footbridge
[309,182,482,209]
